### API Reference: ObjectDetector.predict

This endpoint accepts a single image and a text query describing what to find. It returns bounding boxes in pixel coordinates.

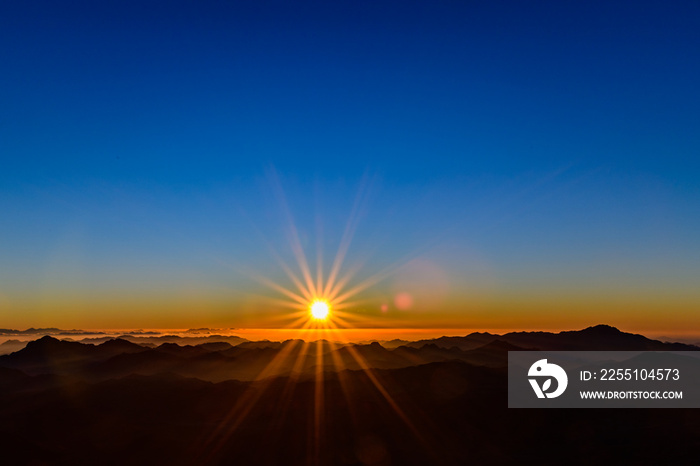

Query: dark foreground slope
[1,360,699,466]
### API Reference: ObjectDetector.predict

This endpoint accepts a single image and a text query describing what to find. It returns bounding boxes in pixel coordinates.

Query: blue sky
[1,1,699,330]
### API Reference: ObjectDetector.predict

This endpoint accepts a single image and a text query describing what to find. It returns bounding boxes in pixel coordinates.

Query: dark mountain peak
[157,342,180,349]
[499,324,698,351]
[33,335,60,344]
[395,324,698,353]
[96,339,148,358]
[196,342,234,352]
[99,338,142,349]
[422,343,442,350]
[404,332,499,351]
[0,336,95,369]
[377,338,411,349]
[24,336,88,352]
[578,324,623,335]
[351,342,388,351]
[154,342,208,357]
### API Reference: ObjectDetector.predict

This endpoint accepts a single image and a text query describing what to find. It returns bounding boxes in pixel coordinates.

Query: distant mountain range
[0,327,163,336]
[0,325,695,383]
[0,333,250,355]
[404,324,699,351]
[0,327,84,335]
[1,325,699,465]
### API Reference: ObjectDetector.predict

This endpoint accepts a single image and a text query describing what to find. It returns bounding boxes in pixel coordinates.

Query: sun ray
[326,261,364,302]
[203,321,317,443]
[325,315,354,330]
[315,206,324,301]
[256,296,308,311]
[330,310,377,322]
[231,212,315,303]
[283,314,315,329]
[340,340,427,443]
[269,339,314,430]
[322,174,372,298]
[313,338,325,464]
[272,254,314,302]
[202,337,308,461]
[328,299,373,310]
[329,260,405,304]
[268,167,318,298]
[318,320,437,454]
[247,272,309,306]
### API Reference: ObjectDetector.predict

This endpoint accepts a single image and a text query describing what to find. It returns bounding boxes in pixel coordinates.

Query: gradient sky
[1,1,699,333]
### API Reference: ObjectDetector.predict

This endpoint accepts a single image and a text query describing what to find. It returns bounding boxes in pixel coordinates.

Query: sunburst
[202,172,426,464]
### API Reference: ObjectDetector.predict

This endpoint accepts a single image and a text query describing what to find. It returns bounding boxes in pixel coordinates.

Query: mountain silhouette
[1,355,698,465]
[1,326,699,465]
[1,325,693,382]
[405,324,699,352]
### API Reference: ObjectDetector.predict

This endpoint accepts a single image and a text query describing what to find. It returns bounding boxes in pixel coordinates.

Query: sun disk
[310,300,330,320]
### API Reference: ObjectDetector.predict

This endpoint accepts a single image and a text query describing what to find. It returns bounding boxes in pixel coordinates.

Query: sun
[310,299,330,321]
